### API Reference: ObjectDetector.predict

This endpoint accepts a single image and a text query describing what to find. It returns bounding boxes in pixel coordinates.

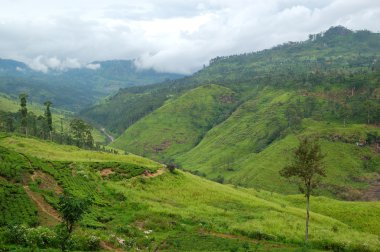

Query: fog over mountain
[1,0,380,74]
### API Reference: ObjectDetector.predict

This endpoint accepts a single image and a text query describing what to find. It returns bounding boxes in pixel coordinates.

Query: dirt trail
[143,168,165,178]
[23,185,61,221]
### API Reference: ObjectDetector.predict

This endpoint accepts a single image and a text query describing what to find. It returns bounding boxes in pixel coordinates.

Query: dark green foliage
[0,181,39,227]
[69,118,93,148]
[19,93,28,135]
[44,101,53,132]
[167,163,176,173]
[57,193,92,251]
[0,146,30,181]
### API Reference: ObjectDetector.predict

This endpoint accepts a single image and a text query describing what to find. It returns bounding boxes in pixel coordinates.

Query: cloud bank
[0,0,379,74]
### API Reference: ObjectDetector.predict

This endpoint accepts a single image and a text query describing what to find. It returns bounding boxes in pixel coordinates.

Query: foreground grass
[1,135,379,251]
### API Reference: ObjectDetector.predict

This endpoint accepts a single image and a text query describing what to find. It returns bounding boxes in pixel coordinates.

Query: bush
[167,164,176,173]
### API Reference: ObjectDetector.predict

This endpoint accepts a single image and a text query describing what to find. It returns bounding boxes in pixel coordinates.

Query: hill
[0,134,379,251]
[0,92,107,143]
[82,27,380,199]
[80,26,380,134]
[0,59,183,110]
[110,84,237,160]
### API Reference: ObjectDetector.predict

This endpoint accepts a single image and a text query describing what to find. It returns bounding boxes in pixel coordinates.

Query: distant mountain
[0,58,184,110]
[84,26,380,199]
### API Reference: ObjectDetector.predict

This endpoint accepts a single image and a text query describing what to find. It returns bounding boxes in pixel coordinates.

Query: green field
[0,135,379,251]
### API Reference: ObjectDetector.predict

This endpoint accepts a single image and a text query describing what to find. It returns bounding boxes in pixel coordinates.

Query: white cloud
[27,56,82,72]
[0,0,380,74]
[85,63,101,70]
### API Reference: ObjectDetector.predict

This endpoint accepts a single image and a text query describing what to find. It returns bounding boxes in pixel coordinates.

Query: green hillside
[111,84,237,161]
[0,134,379,251]
[175,88,380,198]
[81,26,380,135]
[84,27,380,199]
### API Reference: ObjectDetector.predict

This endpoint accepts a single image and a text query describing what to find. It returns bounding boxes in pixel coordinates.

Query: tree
[69,118,94,148]
[44,101,53,133]
[279,137,326,243]
[57,193,92,251]
[19,93,28,135]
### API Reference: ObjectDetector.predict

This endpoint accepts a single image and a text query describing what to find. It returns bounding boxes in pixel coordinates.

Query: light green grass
[0,135,161,169]
[108,171,380,251]
[175,88,380,196]
[111,84,236,161]
[1,136,379,251]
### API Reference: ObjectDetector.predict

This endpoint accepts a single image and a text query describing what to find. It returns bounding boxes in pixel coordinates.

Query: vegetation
[280,137,326,243]
[0,59,183,110]
[94,27,380,199]
[57,194,93,251]
[0,26,379,251]
[111,84,237,160]
[0,135,379,251]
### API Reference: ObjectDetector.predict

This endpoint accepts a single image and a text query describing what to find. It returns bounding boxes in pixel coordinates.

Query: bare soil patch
[100,168,115,177]
[31,170,63,194]
[143,168,165,178]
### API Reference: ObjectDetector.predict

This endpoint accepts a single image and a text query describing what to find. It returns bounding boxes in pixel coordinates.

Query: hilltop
[0,134,379,251]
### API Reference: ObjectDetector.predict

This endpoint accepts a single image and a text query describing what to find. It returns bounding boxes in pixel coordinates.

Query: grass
[0,135,162,169]
[111,84,237,161]
[0,135,379,251]
[173,88,380,198]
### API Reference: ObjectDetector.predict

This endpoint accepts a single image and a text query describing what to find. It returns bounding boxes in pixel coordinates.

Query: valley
[0,26,379,251]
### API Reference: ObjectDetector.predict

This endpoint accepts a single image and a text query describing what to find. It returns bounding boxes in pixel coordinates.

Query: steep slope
[175,88,380,198]
[81,26,380,134]
[111,84,237,161]
[0,134,379,251]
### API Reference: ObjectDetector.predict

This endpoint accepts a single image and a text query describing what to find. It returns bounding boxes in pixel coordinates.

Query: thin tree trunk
[305,193,310,242]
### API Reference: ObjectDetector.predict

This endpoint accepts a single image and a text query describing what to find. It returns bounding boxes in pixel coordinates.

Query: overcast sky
[1,0,379,74]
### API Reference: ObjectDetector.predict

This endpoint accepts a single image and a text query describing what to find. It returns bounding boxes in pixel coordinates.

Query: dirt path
[23,185,61,221]
[143,168,165,178]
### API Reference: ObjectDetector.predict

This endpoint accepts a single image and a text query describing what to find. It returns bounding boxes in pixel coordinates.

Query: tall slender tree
[44,101,53,139]
[19,93,28,135]
[280,137,326,243]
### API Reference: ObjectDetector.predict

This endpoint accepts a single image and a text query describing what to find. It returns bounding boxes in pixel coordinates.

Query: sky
[0,0,380,74]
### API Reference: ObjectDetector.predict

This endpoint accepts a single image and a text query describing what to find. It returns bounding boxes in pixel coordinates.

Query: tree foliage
[57,193,92,251]
[280,137,326,242]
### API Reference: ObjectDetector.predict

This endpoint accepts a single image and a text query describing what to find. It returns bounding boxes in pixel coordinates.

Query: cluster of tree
[0,94,96,150]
